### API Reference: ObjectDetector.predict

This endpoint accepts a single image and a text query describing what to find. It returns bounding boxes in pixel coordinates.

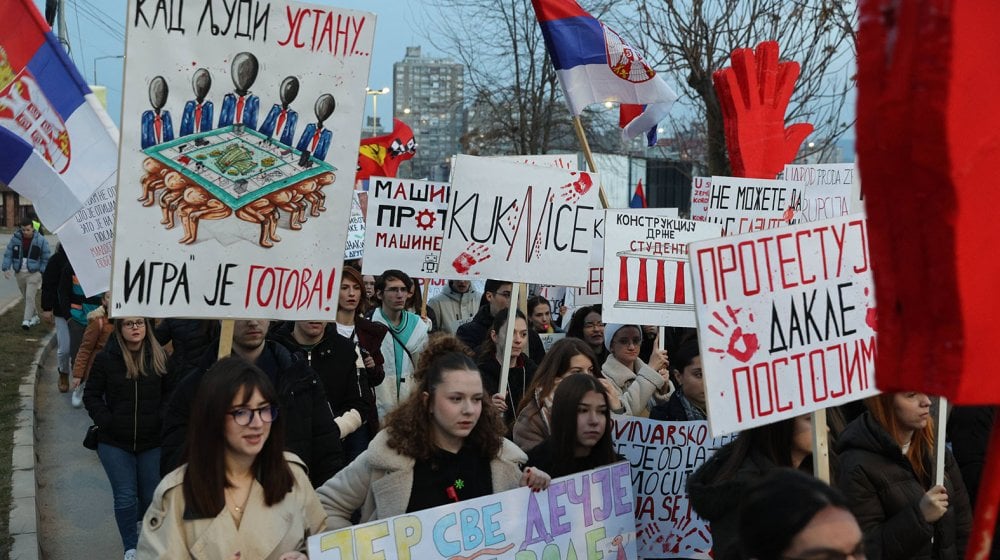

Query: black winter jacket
[159,341,344,488]
[270,322,371,419]
[40,246,69,318]
[478,356,537,427]
[154,318,219,378]
[83,336,177,453]
[836,413,972,560]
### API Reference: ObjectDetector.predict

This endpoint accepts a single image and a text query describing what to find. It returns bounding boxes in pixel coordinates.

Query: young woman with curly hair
[317,335,551,528]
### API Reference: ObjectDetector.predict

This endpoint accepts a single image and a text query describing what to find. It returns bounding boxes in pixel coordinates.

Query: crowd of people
[28,251,995,560]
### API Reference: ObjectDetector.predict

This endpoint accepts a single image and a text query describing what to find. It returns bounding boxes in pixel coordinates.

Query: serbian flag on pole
[629,179,647,208]
[531,0,677,140]
[0,0,119,219]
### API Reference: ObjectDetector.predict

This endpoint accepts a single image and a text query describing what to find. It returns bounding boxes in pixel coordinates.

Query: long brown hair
[113,318,167,379]
[548,373,618,476]
[865,393,935,485]
[517,337,600,415]
[182,357,294,516]
[384,335,505,461]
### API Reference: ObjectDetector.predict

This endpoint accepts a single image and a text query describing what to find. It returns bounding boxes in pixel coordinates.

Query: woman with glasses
[83,317,173,560]
[600,324,672,416]
[565,305,609,366]
[138,357,325,559]
[512,338,620,452]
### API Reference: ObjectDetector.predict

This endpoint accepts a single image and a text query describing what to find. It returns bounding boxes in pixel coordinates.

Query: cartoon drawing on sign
[295,94,335,161]
[140,76,174,149]
[614,253,689,311]
[217,52,261,129]
[707,305,759,363]
[179,68,214,137]
[258,76,300,147]
[136,55,338,248]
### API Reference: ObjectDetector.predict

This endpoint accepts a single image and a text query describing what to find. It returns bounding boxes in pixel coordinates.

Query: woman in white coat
[600,324,672,416]
[318,335,550,528]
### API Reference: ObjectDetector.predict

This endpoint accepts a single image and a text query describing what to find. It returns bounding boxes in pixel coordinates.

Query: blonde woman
[83,317,173,560]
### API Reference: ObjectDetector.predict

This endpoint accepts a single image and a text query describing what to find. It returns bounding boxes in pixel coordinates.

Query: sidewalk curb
[9,317,55,560]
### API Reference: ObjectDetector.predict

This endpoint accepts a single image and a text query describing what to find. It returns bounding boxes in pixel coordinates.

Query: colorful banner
[441,155,600,286]
[602,209,718,328]
[344,191,365,260]
[689,214,878,436]
[613,417,737,559]
[308,462,638,560]
[110,1,374,319]
[704,176,803,236]
[689,177,711,222]
[362,177,449,278]
[783,164,856,223]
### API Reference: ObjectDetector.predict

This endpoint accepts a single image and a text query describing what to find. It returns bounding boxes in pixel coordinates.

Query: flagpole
[572,116,610,209]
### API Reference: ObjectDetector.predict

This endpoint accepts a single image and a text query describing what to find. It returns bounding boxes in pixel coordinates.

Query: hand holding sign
[713,41,813,179]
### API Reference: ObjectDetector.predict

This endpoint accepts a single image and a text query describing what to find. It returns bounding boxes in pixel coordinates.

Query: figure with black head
[141,76,174,149]
[218,52,261,130]
[179,68,214,136]
[258,76,300,147]
[295,94,335,161]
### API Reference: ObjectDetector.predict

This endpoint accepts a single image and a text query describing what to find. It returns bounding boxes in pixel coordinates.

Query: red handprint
[560,172,594,203]
[708,305,760,363]
[452,243,491,274]
[864,287,877,332]
[713,41,814,179]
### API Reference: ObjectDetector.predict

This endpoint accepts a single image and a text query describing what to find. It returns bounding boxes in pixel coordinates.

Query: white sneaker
[20,320,29,331]
[27,315,40,327]
[124,549,136,560]
[71,382,85,408]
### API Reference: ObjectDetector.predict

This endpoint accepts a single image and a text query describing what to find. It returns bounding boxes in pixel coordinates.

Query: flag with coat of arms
[531,0,677,140]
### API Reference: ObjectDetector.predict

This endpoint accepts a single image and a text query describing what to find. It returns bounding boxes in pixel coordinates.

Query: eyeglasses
[495,291,512,299]
[123,320,146,329]
[227,405,278,426]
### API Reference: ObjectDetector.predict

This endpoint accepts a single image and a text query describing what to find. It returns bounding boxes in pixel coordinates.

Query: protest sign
[538,332,566,352]
[689,214,878,436]
[54,183,116,295]
[110,0,374,319]
[614,417,737,559]
[783,164,856,223]
[362,177,449,277]
[566,214,605,306]
[441,155,600,287]
[494,153,579,170]
[536,285,567,323]
[704,176,803,236]
[689,177,711,222]
[308,462,638,560]
[344,192,365,260]
[602,209,719,328]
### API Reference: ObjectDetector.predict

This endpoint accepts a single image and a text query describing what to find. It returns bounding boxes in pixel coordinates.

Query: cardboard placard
[362,177,449,277]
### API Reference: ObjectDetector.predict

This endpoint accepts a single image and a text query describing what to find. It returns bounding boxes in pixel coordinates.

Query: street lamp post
[365,86,390,136]
[93,55,124,86]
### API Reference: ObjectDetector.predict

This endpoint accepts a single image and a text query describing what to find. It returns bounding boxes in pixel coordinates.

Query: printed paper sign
[308,462,638,560]
[344,192,365,260]
[704,176,803,236]
[441,155,599,286]
[602,209,717,328]
[362,177,449,278]
[689,214,878,436]
[54,182,116,295]
[614,418,737,559]
[689,177,711,222]
[783,164,855,223]
[110,0,374,319]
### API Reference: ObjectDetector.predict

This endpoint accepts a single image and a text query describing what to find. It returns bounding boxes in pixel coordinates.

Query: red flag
[357,118,416,181]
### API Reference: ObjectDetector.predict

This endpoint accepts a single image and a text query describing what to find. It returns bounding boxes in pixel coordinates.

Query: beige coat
[601,355,670,416]
[317,430,527,529]
[512,396,549,452]
[137,453,325,560]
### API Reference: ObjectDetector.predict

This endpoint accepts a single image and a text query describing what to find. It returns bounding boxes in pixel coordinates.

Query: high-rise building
[393,46,465,180]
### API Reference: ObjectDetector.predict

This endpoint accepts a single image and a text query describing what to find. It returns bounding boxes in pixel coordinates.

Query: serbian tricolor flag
[629,179,647,209]
[0,0,118,211]
[620,104,657,146]
[531,0,677,139]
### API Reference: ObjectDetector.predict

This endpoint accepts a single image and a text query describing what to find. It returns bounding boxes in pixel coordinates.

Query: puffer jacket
[835,412,972,560]
[2,229,49,273]
[426,283,481,334]
[83,336,177,452]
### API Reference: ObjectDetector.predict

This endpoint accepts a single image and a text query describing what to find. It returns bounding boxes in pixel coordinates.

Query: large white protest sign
[110,1,374,319]
[689,215,878,436]
[783,164,856,223]
[441,155,599,286]
[566,214,606,306]
[308,462,637,560]
[704,176,803,236]
[362,177,449,277]
[689,177,711,222]
[602,209,719,328]
[494,153,579,170]
[613,418,737,559]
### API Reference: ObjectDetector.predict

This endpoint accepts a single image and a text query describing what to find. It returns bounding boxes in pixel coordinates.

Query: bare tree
[627,0,857,175]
